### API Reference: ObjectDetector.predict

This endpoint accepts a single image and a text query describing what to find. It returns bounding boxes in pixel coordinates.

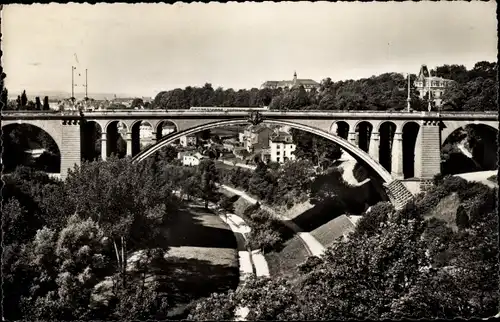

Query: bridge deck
[2,109,498,121]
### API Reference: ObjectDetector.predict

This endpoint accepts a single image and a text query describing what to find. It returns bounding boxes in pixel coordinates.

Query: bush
[455,205,470,230]
[297,256,324,274]
[355,201,394,236]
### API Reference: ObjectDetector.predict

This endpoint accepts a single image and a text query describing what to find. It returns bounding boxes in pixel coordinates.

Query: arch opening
[356,121,373,153]
[132,121,155,157]
[331,121,349,140]
[378,121,397,173]
[1,123,61,173]
[81,121,102,162]
[107,121,128,158]
[402,122,420,179]
[156,120,178,142]
[441,124,498,175]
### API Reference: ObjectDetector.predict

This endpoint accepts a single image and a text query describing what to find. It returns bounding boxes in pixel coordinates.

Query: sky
[2,2,497,98]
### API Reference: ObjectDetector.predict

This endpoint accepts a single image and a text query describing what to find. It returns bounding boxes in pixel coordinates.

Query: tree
[218,195,234,213]
[21,90,28,107]
[290,129,342,167]
[1,87,8,109]
[64,157,178,287]
[131,98,144,109]
[441,82,466,111]
[455,205,470,230]
[43,96,50,110]
[197,159,219,208]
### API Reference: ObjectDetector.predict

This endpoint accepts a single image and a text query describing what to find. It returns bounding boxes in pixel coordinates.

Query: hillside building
[269,131,296,163]
[414,65,454,107]
[261,71,319,92]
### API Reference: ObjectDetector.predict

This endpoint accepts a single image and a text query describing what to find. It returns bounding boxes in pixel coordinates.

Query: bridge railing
[2,109,498,116]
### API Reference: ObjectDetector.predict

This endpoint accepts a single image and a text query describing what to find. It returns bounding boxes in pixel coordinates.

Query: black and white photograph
[1,1,498,320]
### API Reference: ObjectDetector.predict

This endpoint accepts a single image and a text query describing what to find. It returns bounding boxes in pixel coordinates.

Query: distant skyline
[2,2,497,98]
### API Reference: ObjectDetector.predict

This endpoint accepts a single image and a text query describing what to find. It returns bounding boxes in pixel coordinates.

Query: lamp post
[406,73,411,112]
[71,66,76,104]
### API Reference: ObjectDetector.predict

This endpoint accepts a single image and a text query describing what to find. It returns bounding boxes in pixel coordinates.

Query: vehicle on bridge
[189,106,269,112]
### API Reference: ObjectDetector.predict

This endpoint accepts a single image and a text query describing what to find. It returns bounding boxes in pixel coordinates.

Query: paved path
[212,204,270,321]
[455,170,497,188]
[220,184,326,257]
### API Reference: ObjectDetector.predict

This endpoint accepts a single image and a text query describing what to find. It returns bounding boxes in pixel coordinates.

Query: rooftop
[270,131,293,143]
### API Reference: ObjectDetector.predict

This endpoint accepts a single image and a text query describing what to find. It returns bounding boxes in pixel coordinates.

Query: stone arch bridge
[2,109,497,209]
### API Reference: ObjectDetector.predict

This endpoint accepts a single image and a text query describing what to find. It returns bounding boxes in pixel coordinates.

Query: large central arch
[132,119,394,184]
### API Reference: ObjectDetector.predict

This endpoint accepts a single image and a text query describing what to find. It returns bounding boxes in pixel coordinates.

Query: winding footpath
[219,184,326,257]
[210,204,269,321]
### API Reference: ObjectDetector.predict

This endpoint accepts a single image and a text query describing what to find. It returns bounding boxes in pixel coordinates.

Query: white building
[269,131,296,163]
[139,123,153,139]
[179,151,206,166]
[238,132,246,143]
[180,134,198,147]
[414,64,454,107]
[161,125,176,137]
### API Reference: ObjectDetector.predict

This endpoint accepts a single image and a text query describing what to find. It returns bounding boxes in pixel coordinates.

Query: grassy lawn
[310,215,356,248]
[264,234,311,279]
[159,202,239,318]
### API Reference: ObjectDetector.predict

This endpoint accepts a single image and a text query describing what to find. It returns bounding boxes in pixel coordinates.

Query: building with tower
[414,65,454,107]
[261,72,319,92]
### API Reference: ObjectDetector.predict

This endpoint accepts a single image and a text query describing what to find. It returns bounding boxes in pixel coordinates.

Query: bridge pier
[419,120,441,179]
[101,132,107,161]
[348,131,357,146]
[126,132,133,157]
[60,120,82,180]
[368,132,380,162]
[391,132,404,179]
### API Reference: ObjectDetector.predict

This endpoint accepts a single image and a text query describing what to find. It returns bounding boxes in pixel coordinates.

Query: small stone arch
[329,121,350,140]
[352,120,375,134]
[131,120,155,156]
[1,122,62,173]
[355,121,373,153]
[378,121,398,173]
[81,120,103,161]
[441,120,498,145]
[441,122,498,175]
[105,120,128,134]
[401,121,420,179]
[156,120,179,141]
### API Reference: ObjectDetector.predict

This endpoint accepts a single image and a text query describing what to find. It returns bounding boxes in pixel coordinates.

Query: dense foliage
[434,62,497,111]
[3,61,495,112]
[2,158,182,320]
[148,61,496,111]
[219,160,314,208]
[189,176,498,320]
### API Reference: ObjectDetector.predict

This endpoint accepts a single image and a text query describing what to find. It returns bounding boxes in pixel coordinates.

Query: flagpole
[85,69,88,100]
[71,66,76,103]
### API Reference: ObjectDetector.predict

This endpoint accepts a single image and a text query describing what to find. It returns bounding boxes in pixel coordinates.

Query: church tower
[293,71,297,86]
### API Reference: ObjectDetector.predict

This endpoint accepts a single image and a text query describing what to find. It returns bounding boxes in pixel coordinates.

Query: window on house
[276,157,280,162]
[276,151,280,155]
